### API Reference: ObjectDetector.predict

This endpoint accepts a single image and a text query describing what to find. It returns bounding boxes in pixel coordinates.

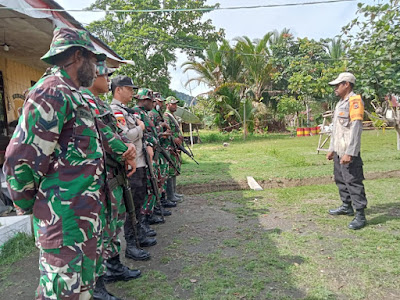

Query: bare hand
[123,143,136,160]
[161,122,170,130]
[125,159,136,177]
[162,129,172,137]
[326,151,334,160]
[174,138,182,146]
[340,154,352,164]
[137,119,145,130]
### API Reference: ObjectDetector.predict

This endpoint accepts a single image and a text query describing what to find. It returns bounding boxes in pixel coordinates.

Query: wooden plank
[247,176,263,191]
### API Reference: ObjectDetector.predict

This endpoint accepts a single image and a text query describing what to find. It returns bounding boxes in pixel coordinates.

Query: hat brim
[107,67,117,77]
[41,45,107,64]
[125,84,139,89]
[328,78,342,86]
[134,95,151,100]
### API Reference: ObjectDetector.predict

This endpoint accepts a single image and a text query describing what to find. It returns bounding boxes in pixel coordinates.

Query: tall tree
[234,33,274,102]
[87,0,224,94]
[182,40,245,130]
[343,0,400,148]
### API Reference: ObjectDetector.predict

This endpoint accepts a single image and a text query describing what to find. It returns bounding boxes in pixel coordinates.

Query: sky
[55,0,387,96]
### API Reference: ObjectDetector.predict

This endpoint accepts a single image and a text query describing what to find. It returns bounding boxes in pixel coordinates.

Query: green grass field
[1,129,399,299]
[179,129,400,185]
[113,129,400,299]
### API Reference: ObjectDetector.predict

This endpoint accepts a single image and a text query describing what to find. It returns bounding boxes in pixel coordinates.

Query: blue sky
[56,0,387,95]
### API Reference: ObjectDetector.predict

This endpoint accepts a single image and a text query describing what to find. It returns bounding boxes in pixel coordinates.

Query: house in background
[0,0,125,160]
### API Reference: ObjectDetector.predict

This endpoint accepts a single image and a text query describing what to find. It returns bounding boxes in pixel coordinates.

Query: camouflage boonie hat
[96,61,114,76]
[134,88,153,101]
[41,27,107,64]
[153,92,165,102]
[166,96,179,104]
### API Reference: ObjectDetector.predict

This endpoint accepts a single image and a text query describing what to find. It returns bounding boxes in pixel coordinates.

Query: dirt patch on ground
[0,194,308,299]
[179,170,400,194]
[1,170,400,299]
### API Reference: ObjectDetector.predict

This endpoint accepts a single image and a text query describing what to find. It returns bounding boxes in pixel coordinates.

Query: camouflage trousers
[142,161,161,214]
[102,185,126,261]
[168,150,181,177]
[36,236,103,300]
[158,155,169,194]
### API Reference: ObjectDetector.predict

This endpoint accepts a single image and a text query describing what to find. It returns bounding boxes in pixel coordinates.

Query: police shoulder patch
[349,95,364,121]
[113,111,126,127]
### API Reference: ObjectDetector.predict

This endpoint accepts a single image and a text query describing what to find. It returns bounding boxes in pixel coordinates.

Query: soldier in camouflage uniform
[82,62,141,299]
[132,89,165,226]
[110,77,157,257]
[148,93,176,213]
[3,27,136,300]
[164,96,184,203]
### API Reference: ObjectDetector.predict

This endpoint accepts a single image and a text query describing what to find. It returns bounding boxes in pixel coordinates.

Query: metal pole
[243,100,246,140]
[189,123,193,147]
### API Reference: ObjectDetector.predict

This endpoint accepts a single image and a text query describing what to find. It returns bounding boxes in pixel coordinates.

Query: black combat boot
[166,178,180,202]
[348,209,367,230]
[93,275,121,300]
[103,255,141,283]
[172,176,184,200]
[329,203,354,216]
[124,219,151,260]
[154,205,172,216]
[147,213,165,225]
[137,222,157,247]
[161,198,177,208]
[139,214,156,237]
[125,235,151,261]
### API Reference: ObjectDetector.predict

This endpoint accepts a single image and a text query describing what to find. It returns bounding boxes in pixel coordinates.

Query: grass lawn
[111,129,400,299]
[116,177,400,299]
[179,129,400,185]
[1,129,399,299]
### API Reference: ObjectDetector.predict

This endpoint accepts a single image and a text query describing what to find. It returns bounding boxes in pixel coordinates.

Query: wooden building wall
[0,57,43,123]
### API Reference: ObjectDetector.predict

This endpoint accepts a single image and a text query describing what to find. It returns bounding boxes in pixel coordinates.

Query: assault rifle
[155,143,181,175]
[177,144,199,165]
[154,108,181,174]
[165,111,200,165]
[106,157,140,248]
[118,104,165,217]
[143,141,163,218]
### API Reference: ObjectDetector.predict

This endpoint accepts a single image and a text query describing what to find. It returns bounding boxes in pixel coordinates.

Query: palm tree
[181,42,224,93]
[234,33,274,102]
[182,40,246,130]
[326,38,346,60]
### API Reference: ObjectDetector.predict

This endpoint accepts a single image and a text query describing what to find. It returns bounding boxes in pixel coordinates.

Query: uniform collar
[342,91,356,102]
[111,98,125,106]
[51,66,81,91]
[81,88,95,98]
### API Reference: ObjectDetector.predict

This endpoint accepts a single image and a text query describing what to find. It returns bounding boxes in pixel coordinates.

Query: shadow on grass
[367,202,400,226]
[112,161,320,300]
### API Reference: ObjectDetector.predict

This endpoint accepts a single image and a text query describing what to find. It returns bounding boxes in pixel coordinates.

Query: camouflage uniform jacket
[3,67,126,249]
[164,109,182,148]
[81,90,129,162]
[148,108,164,135]
[81,90,129,222]
[149,108,169,149]
[132,106,159,147]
